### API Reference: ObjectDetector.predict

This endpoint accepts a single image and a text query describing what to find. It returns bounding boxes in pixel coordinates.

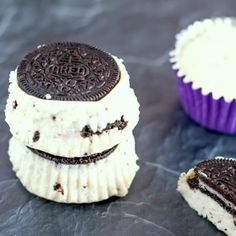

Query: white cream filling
[170,17,236,102]
[198,178,236,212]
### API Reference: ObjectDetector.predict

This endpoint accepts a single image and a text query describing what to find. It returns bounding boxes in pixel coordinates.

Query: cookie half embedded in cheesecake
[28,144,118,165]
[5,42,140,157]
[177,157,236,236]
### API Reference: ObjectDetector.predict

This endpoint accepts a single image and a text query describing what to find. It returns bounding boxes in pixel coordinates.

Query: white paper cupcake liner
[9,135,139,204]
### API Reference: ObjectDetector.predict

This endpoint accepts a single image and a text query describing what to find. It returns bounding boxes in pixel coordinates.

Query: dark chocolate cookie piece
[80,116,128,138]
[195,159,236,205]
[17,42,120,101]
[28,144,118,165]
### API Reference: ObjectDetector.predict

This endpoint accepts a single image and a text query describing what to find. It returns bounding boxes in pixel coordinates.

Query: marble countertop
[1,0,236,235]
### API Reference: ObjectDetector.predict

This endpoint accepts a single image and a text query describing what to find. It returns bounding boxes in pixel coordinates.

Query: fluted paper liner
[9,136,139,203]
[170,18,236,134]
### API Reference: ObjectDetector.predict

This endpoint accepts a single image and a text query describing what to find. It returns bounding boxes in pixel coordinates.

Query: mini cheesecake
[9,135,139,203]
[170,18,236,134]
[178,157,236,236]
[5,42,140,157]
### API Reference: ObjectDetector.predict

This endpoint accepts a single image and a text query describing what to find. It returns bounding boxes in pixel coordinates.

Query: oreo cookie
[196,159,236,202]
[187,158,236,213]
[28,144,118,165]
[17,42,120,101]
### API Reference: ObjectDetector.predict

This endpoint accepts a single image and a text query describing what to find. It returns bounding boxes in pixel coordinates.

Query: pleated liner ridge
[177,76,236,134]
[9,137,139,203]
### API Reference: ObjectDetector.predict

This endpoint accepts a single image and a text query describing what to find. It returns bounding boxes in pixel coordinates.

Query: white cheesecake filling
[5,56,140,157]
[170,17,236,102]
[9,135,139,204]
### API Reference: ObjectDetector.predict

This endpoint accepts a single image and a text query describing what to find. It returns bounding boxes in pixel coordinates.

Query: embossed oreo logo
[45,64,90,77]
[17,42,120,101]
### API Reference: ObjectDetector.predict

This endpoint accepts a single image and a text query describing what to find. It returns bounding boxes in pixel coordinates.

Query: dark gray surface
[1,0,236,235]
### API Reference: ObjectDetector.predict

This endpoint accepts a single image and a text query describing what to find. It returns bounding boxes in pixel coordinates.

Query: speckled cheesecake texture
[9,136,139,203]
[178,157,236,236]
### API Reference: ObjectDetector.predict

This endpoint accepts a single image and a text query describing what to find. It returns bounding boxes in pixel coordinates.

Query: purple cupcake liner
[176,74,236,134]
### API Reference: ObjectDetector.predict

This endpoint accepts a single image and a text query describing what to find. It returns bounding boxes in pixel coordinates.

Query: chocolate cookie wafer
[178,157,236,236]
[5,42,140,157]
